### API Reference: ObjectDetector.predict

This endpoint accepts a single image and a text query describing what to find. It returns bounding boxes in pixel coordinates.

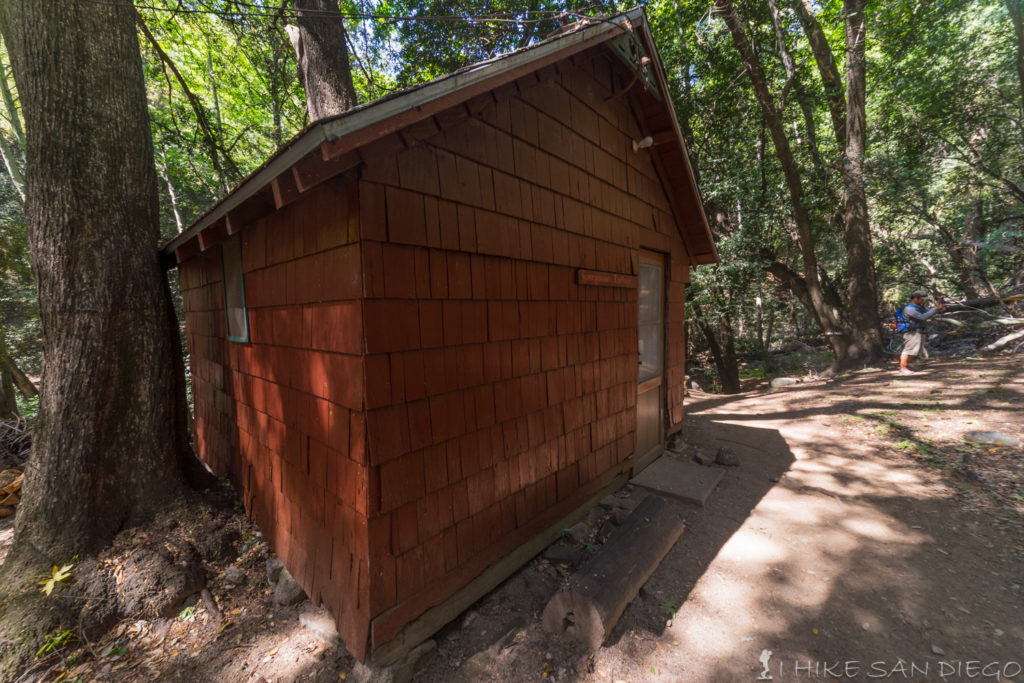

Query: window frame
[220,234,250,343]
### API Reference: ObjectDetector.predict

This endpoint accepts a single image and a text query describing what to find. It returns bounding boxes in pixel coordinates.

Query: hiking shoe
[898,367,916,375]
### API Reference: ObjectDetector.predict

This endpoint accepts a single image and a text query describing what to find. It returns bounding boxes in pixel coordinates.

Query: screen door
[635,251,665,470]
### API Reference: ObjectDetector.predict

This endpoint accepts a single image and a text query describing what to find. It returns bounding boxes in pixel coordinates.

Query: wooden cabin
[162,8,716,664]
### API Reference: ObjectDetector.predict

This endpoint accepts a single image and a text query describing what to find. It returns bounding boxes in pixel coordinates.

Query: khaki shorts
[902,330,927,357]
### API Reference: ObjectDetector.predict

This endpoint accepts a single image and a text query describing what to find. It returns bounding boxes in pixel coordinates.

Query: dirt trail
[419,356,1023,682]
[586,357,1023,682]
[6,357,1022,681]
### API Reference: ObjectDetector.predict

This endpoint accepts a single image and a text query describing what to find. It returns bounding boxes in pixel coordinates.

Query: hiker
[899,290,946,375]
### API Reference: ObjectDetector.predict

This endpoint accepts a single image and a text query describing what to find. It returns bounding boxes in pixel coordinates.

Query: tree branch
[135,12,239,190]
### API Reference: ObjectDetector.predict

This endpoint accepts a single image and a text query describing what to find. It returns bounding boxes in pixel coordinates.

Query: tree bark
[0,0,191,560]
[791,0,847,149]
[696,305,741,394]
[716,0,850,367]
[765,259,823,328]
[286,0,357,121]
[839,0,883,367]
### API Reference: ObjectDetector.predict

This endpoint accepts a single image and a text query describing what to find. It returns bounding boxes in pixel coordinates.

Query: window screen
[221,234,249,342]
[637,260,663,383]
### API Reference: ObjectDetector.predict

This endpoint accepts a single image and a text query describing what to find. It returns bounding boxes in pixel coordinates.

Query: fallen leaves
[0,468,22,516]
[39,563,74,596]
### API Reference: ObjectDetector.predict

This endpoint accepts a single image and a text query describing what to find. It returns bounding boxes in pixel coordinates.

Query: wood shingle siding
[174,10,712,663]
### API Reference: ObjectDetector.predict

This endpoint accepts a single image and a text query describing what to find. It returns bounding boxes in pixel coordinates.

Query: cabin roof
[161,7,717,266]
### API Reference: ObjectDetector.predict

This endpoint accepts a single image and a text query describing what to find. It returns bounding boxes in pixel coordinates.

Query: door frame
[633,249,667,473]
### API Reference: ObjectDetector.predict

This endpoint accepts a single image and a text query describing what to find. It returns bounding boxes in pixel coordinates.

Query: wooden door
[635,251,665,471]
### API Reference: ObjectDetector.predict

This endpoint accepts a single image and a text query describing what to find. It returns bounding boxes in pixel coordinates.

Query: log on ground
[541,495,685,650]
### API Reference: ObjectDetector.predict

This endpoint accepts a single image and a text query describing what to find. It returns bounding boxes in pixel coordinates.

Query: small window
[221,234,249,342]
[637,259,664,383]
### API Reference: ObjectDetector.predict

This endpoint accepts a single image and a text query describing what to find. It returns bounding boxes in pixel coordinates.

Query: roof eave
[162,13,636,257]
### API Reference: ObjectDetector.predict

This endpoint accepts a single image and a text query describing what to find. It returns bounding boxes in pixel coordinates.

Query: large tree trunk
[0,0,191,561]
[838,0,883,367]
[286,0,357,121]
[716,0,851,368]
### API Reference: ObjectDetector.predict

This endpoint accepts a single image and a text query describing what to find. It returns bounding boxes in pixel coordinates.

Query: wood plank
[577,268,637,288]
[174,237,200,265]
[225,186,275,235]
[291,147,361,193]
[197,218,227,252]
[271,170,301,209]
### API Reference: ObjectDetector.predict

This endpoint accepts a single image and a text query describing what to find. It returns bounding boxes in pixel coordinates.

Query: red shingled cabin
[163,8,716,665]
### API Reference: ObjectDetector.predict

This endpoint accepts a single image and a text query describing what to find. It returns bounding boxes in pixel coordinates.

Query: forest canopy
[1,0,1022,395]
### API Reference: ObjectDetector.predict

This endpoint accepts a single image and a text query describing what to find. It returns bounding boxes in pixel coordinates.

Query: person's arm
[903,305,939,324]
[909,307,937,323]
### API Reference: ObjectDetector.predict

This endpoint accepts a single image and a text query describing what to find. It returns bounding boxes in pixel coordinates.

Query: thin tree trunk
[136,13,237,192]
[959,197,986,299]
[0,0,191,561]
[1,350,37,398]
[791,0,847,148]
[0,131,24,201]
[1007,0,1024,117]
[157,150,184,233]
[207,39,224,145]
[767,0,797,111]
[716,0,850,366]
[840,0,883,366]
[271,50,283,146]
[286,0,357,121]
[755,273,765,353]
[0,329,17,417]
[793,81,828,176]
[696,307,741,394]
[0,41,25,146]
[0,43,25,200]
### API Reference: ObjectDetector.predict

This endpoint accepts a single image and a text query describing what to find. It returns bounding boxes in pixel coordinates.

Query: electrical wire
[86,0,595,26]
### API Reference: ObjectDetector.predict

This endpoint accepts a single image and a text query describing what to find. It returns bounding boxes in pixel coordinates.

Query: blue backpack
[892,307,909,333]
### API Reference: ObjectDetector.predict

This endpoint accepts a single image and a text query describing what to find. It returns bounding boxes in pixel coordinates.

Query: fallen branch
[944,287,1024,312]
[981,328,1024,352]
[0,352,37,398]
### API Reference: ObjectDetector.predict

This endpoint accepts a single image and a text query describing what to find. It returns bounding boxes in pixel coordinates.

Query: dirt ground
[2,355,1021,682]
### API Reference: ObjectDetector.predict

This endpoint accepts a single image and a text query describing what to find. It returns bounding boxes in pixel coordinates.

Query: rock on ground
[272,567,306,606]
[265,556,284,584]
[299,604,340,645]
[715,445,740,467]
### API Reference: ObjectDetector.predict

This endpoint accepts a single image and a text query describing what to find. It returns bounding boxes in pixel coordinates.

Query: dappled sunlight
[591,359,1022,681]
[838,516,907,543]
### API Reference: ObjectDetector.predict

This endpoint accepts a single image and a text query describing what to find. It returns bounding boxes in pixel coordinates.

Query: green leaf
[38,563,74,596]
